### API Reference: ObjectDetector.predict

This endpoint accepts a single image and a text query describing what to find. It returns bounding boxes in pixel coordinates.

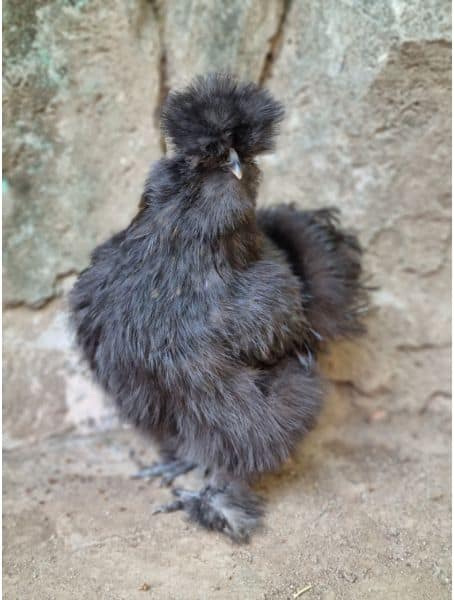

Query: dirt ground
[3,299,451,599]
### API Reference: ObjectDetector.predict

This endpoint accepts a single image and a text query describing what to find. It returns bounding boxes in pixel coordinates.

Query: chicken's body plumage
[70,74,366,541]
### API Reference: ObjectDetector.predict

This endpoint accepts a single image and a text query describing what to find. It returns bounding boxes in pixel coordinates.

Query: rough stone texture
[3,1,451,598]
[162,0,286,87]
[3,0,162,306]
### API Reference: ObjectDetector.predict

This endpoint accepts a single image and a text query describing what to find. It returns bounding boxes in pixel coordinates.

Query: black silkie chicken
[70,74,366,541]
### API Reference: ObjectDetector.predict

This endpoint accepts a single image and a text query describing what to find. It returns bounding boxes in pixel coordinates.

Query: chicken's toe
[152,484,262,542]
[131,459,196,486]
[152,499,184,515]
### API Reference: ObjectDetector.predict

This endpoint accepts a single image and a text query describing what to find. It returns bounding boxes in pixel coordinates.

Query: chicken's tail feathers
[258,204,370,343]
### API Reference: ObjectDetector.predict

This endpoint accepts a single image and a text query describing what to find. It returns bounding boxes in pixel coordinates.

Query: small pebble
[368,409,387,422]
[138,582,151,591]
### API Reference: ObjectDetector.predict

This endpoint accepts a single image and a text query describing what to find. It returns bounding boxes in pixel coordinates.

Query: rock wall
[3,1,451,459]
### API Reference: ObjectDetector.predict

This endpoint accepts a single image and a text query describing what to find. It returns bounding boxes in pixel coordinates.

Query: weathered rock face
[3,0,162,306]
[3,2,451,598]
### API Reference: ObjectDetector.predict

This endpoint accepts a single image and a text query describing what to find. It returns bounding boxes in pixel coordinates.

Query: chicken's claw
[131,459,196,486]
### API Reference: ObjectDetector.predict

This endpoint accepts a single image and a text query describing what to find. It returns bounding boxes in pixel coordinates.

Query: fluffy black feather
[69,73,366,542]
[257,204,368,343]
[161,73,284,161]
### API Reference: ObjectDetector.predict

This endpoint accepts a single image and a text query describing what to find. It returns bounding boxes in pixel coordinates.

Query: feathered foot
[152,482,263,542]
[132,459,196,487]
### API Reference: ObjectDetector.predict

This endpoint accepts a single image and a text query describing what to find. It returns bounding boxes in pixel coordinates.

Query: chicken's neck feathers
[132,157,263,271]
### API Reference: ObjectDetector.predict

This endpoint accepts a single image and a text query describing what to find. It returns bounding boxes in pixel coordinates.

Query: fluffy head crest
[161,73,284,160]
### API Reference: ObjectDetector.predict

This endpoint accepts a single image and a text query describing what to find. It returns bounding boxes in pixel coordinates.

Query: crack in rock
[149,0,169,154]
[259,0,292,86]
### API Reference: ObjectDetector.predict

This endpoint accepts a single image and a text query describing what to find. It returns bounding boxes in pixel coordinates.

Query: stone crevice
[149,0,169,154]
[258,0,292,86]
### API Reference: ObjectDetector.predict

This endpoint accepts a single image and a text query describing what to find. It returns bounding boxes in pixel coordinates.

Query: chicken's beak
[227,148,242,180]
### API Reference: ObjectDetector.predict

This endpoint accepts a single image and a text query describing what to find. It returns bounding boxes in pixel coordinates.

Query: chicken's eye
[204,142,217,154]
[203,140,225,157]
[233,124,249,143]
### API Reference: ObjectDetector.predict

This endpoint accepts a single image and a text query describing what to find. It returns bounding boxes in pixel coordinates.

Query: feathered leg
[153,475,264,542]
[153,357,322,542]
[131,436,196,486]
